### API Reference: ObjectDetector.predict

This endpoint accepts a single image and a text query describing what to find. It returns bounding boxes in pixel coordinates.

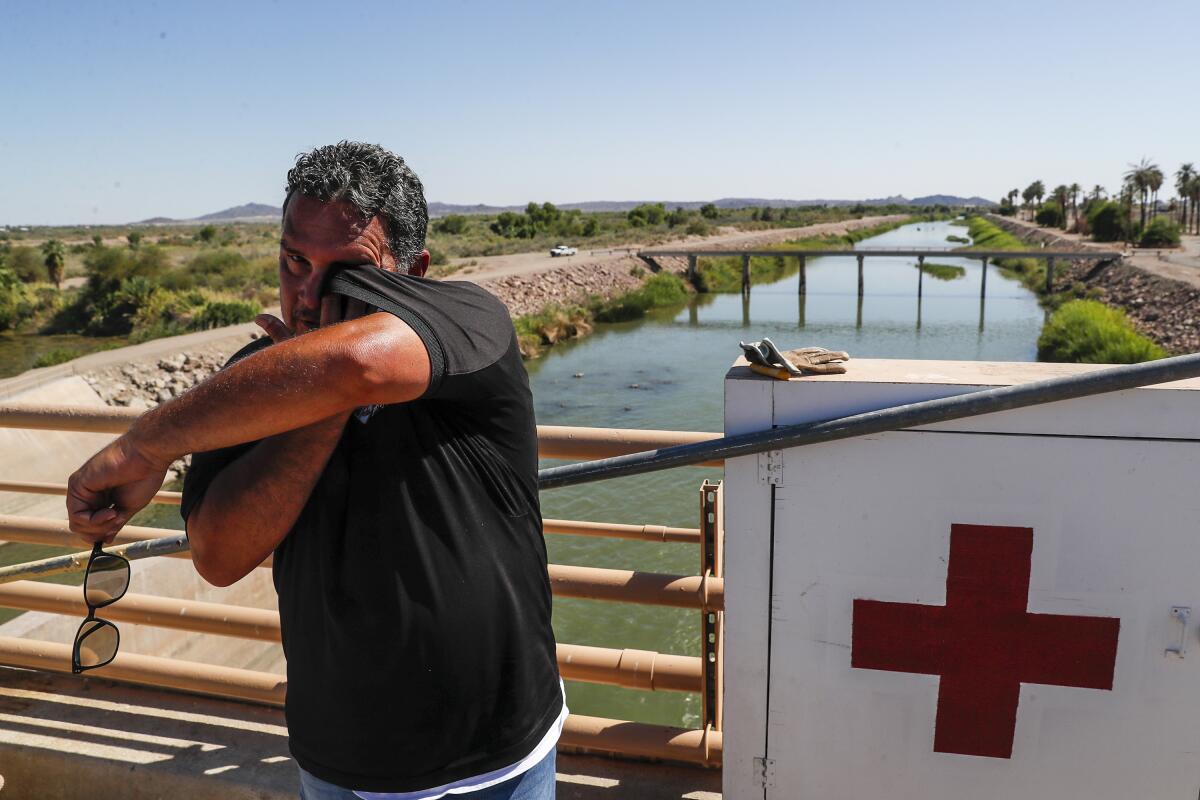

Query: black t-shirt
[181,266,561,793]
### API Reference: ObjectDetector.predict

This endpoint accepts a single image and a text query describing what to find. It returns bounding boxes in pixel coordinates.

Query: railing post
[856,254,865,297]
[741,254,751,293]
[1045,256,1056,293]
[980,256,989,300]
[917,254,925,300]
[687,254,697,284]
[798,254,807,294]
[700,479,724,731]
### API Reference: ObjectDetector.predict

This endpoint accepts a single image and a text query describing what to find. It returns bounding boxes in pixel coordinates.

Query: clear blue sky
[3,0,1198,225]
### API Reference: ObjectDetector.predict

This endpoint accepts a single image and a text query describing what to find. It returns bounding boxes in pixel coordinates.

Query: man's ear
[408,249,431,278]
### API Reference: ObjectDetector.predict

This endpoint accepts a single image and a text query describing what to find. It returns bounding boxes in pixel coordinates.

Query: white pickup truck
[550,244,577,257]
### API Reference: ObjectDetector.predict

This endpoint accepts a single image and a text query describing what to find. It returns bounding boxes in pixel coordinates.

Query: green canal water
[0,220,1045,729]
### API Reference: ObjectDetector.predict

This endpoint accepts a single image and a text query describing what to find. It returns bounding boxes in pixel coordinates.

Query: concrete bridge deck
[0,668,721,799]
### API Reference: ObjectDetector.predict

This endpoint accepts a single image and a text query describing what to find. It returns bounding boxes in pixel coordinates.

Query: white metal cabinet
[723,359,1200,800]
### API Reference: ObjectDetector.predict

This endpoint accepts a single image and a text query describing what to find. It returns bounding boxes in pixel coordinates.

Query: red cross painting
[851,523,1120,759]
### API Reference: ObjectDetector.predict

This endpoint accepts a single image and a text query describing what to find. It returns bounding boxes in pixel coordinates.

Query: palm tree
[1188,175,1200,235]
[1053,185,1070,229]
[1147,166,1164,220]
[1124,158,1159,231]
[1176,164,1195,230]
[1091,185,1106,201]
[1069,183,1081,227]
[1032,180,1045,209]
[40,239,65,289]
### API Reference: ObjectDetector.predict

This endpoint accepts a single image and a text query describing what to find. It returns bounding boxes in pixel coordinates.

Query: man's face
[278,194,428,334]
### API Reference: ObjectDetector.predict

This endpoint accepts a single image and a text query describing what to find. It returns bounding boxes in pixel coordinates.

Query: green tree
[1051,185,1070,229]
[1175,164,1195,231]
[8,246,45,282]
[127,230,143,250]
[1086,200,1128,242]
[1124,158,1160,231]
[41,239,66,288]
[699,203,719,220]
[1068,183,1081,227]
[91,234,103,248]
[1035,202,1064,228]
[195,224,218,243]
[627,203,666,227]
[581,218,599,237]
[666,206,689,228]
[434,214,468,235]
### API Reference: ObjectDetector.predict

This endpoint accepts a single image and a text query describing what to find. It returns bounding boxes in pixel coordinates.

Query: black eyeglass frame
[71,542,129,675]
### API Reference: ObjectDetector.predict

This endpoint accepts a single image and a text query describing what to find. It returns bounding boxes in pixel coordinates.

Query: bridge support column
[917,255,925,300]
[741,254,751,293]
[857,255,865,297]
[980,257,988,300]
[687,255,697,284]
[1045,256,1056,293]
[798,255,807,294]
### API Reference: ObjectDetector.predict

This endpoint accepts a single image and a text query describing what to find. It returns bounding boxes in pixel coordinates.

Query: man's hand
[67,437,169,543]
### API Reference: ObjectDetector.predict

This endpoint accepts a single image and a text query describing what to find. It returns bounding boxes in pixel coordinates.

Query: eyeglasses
[71,542,130,674]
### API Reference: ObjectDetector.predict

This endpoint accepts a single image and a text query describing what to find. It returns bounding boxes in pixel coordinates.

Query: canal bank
[986,214,1200,354]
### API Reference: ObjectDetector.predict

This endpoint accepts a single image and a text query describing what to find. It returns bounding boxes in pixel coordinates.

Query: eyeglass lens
[75,620,118,669]
[85,553,129,608]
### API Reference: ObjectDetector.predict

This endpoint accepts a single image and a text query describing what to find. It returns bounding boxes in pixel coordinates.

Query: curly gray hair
[284,141,428,270]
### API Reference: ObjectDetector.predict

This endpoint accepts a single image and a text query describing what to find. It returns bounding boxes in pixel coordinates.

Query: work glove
[740,338,850,378]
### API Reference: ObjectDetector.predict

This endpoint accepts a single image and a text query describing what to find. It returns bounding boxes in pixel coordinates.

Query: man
[67,142,564,799]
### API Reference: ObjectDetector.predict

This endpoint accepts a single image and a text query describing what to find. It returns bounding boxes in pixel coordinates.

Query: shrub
[1139,217,1181,248]
[195,225,218,243]
[1086,201,1129,242]
[917,262,966,281]
[685,220,709,236]
[945,234,969,244]
[33,348,79,368]
[191,298,262,330]
[592,274,689,322]
[1038,300,1166,363]
[427,246,449,266]
[1035,202,1064,228]
[0,267,34,330]
[8,246,46,282]
[434,215,468,235]
[700,203,719,220]
[627,203,666,227]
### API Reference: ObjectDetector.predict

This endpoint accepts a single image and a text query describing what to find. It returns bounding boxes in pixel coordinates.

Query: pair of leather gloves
[739,338,850,379]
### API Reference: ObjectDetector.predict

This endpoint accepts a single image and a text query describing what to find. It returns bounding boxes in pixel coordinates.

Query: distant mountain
[429,195,994,217]
[134,203,282,225]
[137,194,994,225]
[194,202,281,221]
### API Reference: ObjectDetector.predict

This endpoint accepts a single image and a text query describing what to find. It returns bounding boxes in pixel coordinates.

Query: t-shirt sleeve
[326,266,518,401]
[179,337,272,523]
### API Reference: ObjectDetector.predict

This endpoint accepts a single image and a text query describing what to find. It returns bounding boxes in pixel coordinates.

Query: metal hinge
[757,450,783,485]
[753,756,776,788]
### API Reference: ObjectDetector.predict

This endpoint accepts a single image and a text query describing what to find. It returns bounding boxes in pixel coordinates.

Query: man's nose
[295,273,325,315]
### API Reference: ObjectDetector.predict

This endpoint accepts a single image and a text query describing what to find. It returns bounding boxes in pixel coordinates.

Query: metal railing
[0,418,726,766]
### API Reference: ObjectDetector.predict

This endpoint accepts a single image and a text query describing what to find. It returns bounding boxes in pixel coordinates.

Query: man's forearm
[187,414,347,587]
[126,314,427,468]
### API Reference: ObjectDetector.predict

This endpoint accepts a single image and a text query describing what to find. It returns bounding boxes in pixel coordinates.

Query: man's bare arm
[67,309,431,541]
[186,414,347,587]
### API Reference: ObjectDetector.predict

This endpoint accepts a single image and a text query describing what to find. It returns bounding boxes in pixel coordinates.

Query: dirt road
[449,215,911,285]
[999,216,1200,290]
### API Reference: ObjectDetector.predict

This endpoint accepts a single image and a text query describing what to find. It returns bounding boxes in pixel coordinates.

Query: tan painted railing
[0,403,724,464]
[0,411,725,767]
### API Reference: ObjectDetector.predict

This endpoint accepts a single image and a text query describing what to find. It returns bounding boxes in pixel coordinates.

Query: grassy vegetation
[31,348,79,368]
[692,217,928,292]
[945,234,969,244]
[515,274,691,358]
[1038,300,1166,363]
[964,216,1048,290]
[917,262,966,280]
